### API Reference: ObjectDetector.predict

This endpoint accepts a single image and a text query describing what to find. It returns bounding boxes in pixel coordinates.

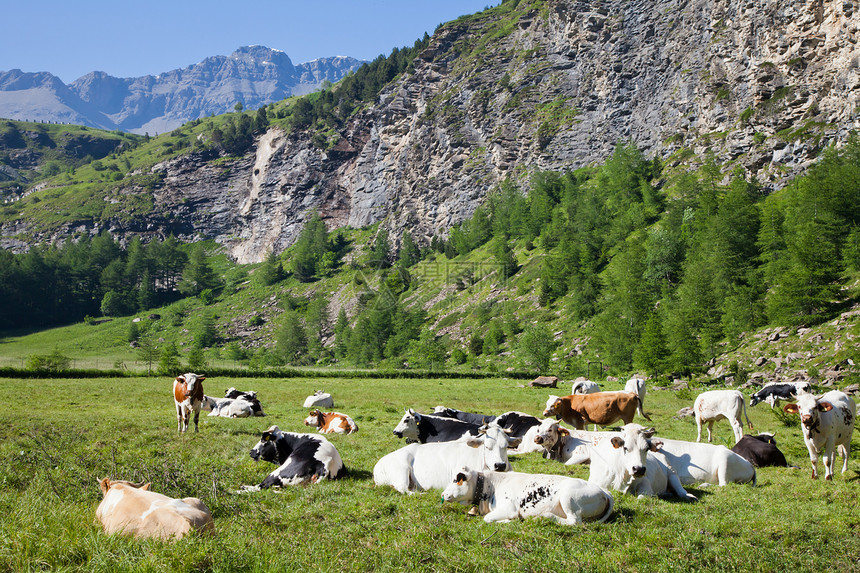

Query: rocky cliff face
[6,0,860,262]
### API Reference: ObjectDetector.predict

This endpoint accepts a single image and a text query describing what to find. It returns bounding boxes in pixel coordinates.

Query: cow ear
[262,432,273,441]
[141,483,151,491]
[176,375,185,383]
[649,439,664,452]
[610,437,624,449]
[783,404,799,414]
[818,401,833,412]
[455,472,467,485]
[98,478,111,494]
[558,428,570,437]
[198,376,206,382]
[642,427,656,438]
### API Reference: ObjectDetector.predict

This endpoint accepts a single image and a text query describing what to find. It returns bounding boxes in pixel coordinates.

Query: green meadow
[1,375,858,572]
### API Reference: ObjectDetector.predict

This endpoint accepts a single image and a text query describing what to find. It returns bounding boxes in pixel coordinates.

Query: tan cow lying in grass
[95,478,214,540]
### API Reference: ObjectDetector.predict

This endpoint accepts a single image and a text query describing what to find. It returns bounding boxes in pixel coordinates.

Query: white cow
[783,390,856,480]
[624,377,647,407]
[571,379,601,395]
[201,395,254,418]
[693,389,753,444]
[303,390,334,408]
[651,437,756,486]
[373,425,520,494]
[587,424,697,501]
[95,478,214,540]
[442,467,614,525]
[534,419,756,486]
[533,419,619,465]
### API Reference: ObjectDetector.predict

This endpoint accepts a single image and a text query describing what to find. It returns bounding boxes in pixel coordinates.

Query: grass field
[1,375,858,572]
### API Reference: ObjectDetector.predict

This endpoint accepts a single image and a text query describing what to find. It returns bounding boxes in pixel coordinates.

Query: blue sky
[2,1,500,83]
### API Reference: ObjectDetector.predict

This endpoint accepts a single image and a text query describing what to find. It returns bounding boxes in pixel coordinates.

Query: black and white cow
[224,387,266,416]
[432,406,496,425]
[374,424,521,493]
[442,467,614,525]
[243,425,346,490]
[393,409,481,443]
[749,382,812,409]
[731,434,790,468]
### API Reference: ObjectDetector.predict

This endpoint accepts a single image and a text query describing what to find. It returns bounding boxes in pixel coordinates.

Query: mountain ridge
[0,46,365,134]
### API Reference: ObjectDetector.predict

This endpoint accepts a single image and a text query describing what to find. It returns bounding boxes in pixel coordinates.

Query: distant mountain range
[0,46,365,134]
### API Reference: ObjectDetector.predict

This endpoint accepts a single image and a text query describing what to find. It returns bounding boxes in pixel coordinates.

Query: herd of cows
[93,373,857,539]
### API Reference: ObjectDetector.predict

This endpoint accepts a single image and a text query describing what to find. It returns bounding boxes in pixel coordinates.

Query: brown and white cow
[173,373,205,433]
[95,478,214,540]
[543,392,648,431]
[304,409,359,434]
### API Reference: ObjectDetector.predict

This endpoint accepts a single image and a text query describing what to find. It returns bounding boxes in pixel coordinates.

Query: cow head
[441,466,478,505]
[176,373,205,399]
[783,394,832,432]
[463,424,518,472]
[393,408,421,442]
[249,425,283,463]
[605,424,661,482]
[304,409,324,427]
[543,396,562,418]
[533,419,565,447]
[97,478,150,495]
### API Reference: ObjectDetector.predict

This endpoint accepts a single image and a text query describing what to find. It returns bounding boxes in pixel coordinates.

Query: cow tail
[743,401,753,430]
[638,396,652,421]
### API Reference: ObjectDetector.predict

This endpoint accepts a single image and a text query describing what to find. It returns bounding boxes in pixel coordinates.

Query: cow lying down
[202,395,255,418]
[442,467,614,525]
[588,424,698,501]
[374,424,520,494]
[240,425,347,491]
[96,478,214,540]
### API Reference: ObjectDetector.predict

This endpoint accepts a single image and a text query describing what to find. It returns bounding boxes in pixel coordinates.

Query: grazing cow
[201,395,253,418]
[393,409,480,443]
[571,379,601,395]
[432,406,496,425]
[303,390,334,408]
[783,390,856,480]
[587,424,697,501]
[543,392,649,431]
[731,434,789,468]
[224,387,266,416]
[749,382,812,409]
[173,373,205,433]
[304,409,359,434]
[533,419,618,465]
[245,425,346,489]
[95,479,213,540]
[373,425,521,493]
[693,389,753,444]
[442,467,614,525]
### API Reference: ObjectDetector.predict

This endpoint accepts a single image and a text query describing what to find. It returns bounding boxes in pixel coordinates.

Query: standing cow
[544,391,649,431]
[783,390,855,480]
[693,389,753,445]
[173,373,205,433]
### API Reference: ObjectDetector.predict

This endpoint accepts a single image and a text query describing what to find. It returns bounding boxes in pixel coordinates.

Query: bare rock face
[7,0,860,261]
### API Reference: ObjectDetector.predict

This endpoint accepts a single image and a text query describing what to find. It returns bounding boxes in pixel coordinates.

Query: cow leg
[483,501,516,523]
[730,419,743,445]
[695,417,703,442]
[838,443,850,475]
[706,421,714,443]
[193,407,200,433]
[807,446,819,479]
[176,404,183,433]
[668,473,698,502]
